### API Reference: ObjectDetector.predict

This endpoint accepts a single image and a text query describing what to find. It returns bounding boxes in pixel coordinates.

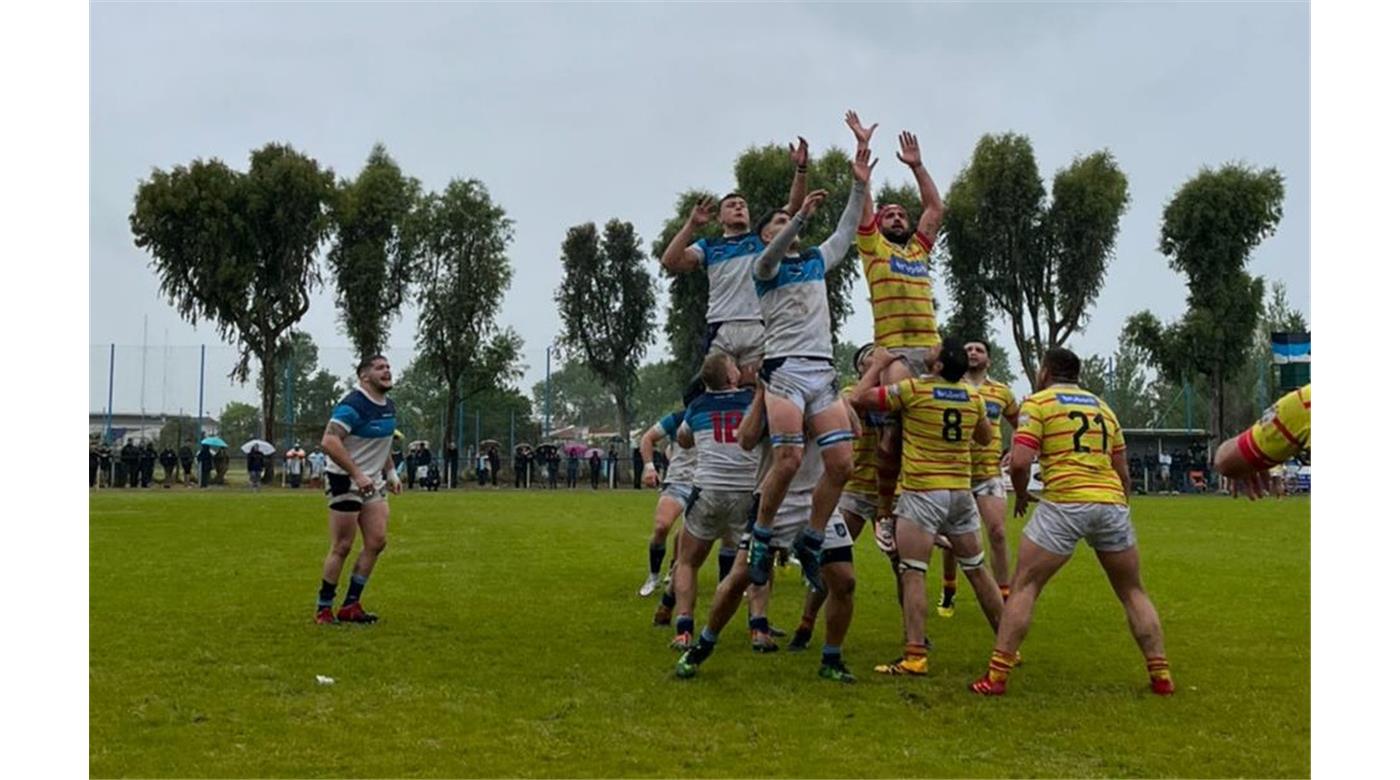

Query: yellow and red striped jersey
[856,221,940,349]
[969,378,1018,482]
[842,384,883,496]
[1013,384,1126,505]
[1237,384,1310,470]
[877,377,986,491]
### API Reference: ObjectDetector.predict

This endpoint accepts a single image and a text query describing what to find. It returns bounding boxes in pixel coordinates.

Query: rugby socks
[343,574,369,606]
[660,590,677,610]
[317,580,336,610]
[717,547,737,580]
[904,641,928,663]
[676,615,695,636]
[1147,656,1173,686]
[800,528,823,555]
[797,612,816,635]
[941,577,958,605]
[748,616,769,635]
[648,542,666,575]
[698,626,719,648]
[822,644,843,667]
[986,649,1017,684]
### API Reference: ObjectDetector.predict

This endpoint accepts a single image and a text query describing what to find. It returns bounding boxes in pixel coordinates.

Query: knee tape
[816,429,855,449]
[957,551,986,570]
[770,433,805,449]
[898,558,928,576]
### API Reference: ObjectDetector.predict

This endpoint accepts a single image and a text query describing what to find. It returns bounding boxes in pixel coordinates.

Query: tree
[556,219,657,458]
[413,178,520,455]
[156,415,199,449]
[260,330,345,444]
[327,143,421,356]
[942,134,1130,385]
[1125,163,1285,442]
[632,361,684,432]
[218,401,261,447]
[1078,330,1156,429]
[130,143,336,441]
[530,359,619,431]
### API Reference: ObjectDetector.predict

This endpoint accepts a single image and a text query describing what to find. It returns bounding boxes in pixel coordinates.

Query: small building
[89,412,219,446]
[1122,428,1212,494]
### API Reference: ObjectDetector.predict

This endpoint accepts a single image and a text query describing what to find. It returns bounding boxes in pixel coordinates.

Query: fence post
[283,359,293,451]
[104,343,115,443]
[197,345,206,440]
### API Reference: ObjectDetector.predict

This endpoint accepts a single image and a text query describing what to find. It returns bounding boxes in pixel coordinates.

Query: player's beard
[880,226,911,245]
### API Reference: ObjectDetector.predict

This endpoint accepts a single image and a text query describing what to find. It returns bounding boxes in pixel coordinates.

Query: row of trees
[130,143,522,451]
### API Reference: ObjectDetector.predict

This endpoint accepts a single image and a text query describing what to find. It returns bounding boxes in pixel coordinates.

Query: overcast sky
[89,0,1309,416]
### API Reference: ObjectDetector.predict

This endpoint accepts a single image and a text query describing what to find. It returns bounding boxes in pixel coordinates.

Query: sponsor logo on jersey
[986,401,1002,420]
[888,257,928,278]
[933,387,971,402]
[1055,393,1099,407]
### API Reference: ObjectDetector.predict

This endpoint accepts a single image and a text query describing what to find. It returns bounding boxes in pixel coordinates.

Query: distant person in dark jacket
[179,444,194,485]
[214,447,230,484]
[445,441,459,489]
[159,446,178,487]
[197,444,213,487]
[120,442,139,488]
[487,447,501,487]
[98,443,113,487]
[140,442,158,487]
[566,452,580,488]
[589,451,602,489]
[89,444,100,488]
[247,448,265,490]
[631,447,644,489]
[607,447,619,489]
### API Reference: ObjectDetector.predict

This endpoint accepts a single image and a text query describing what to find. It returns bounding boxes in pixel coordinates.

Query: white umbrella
[241,439,275,455]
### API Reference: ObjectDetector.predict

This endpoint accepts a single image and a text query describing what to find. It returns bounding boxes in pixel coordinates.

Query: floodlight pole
[197,345,206,440]
[104,343,115,443]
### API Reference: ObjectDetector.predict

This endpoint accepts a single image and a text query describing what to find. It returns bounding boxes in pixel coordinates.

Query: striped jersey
[856,222,939,348]
[1236,384,1311,469]
[1013,385,1126,505]
[690,232,764,324]
[843,384,886,496]
[326,387,397,478]
[968,377,1018,482]
[658,410,696,485]
[683,388,759,491]
[877,377,987,491]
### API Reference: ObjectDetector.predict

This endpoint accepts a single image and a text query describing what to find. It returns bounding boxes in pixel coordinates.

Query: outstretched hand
[897,131,922,168]
[789,136,809,168]
[852,146,878,184]
[799,189,829,218]
[845,110,877,148]
[688,197,715,227]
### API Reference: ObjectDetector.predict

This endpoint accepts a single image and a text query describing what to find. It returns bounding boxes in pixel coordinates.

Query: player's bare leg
[789,403,854,593]
[671,528,715,649]
[970,536,1070,695]
[816,558,857,682]
[874,516,935,676]
[937,547,958,618]
[977,493,1012,599]
[336,501,388,623]
[641,495,684,596]
[945,530,1003,635]
[747,395,803,587]
[676,549,756,677]
[316,510,359,623]
[1097,545,1173,694]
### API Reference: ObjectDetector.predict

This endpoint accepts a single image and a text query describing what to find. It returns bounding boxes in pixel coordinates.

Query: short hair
[699,352,734,391]
[935,339,970,383]
[964,337,989,351]
[1042,347,1081,383]
[357,354,388,375]
[718,192,746,208]
[754,208,790,237]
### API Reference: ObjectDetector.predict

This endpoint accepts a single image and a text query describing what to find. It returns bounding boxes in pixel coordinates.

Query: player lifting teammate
[1212,384,1310,499]
[637,378,707,598]
[970,348,1174,696]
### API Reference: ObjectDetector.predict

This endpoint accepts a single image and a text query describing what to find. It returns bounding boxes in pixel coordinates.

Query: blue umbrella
[200,436,228,448]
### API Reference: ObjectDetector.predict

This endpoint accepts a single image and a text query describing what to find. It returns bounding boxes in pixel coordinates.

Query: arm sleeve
[908,230,933,258]
[1013,399,1043,452]
[880,379,914,413]
[755,216,804,281]
[329,403,362,432]
[1239,390,1309,468]
[689,239,709,268]
[818,180,868,272]
[856,216,881,255]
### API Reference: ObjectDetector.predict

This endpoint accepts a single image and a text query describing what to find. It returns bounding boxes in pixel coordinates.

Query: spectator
[445,441,459,489]
[631,446,644,489]
[178,443,194,486]
[214,447,230,485]
[247,448,265,491]
[607,446,619,489]
[1157,451,1171,492]
[120,441,139,488]
[589,450,602,490]
[89,442,100,488]
[405,443,419,489]
[286,444,306,488]
[140,442,158,488]
[307,448,326,488]
[546,447,561,489]
[653,448,669,484]
[159,446,178,488]
[514,445,533,489]
[566,451,580,488]
[487,446,501,487]
[98,441,113,488]
[476,450,489,486]
[197,444,213,487]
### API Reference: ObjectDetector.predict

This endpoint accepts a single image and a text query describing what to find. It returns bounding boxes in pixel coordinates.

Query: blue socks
[317,580,336,609]
[822,644,842,666]
[344,574,368,606]
[718,547,737,580]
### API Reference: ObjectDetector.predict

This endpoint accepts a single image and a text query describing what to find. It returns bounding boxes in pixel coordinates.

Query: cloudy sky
[89,1,1309,415]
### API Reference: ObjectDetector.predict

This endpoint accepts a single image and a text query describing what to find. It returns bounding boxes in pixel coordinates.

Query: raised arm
[784,136,810,215]
[850,348,899,410]
[845,111,878,225]
[818,148,875,270]
[660,197,713,273]
[756,189,829,280]
[896,131,945,240]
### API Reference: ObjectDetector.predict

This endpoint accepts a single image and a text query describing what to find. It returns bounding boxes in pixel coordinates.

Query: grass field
[90,487,1309,778]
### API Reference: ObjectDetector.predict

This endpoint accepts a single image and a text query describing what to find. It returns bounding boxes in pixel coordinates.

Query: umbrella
[515,442,534,452]
[409,440,430,449]
[584,447,605,459]
[200,436,228,448]
[393,430,405,439]
[479,439,501,448]
[241,439,275,455]
[562,442,588,457]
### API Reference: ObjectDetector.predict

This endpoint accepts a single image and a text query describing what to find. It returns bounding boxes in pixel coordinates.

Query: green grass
[90,488,1309,778]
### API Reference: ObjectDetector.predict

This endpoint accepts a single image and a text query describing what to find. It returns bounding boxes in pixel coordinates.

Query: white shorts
[895,490,980,538]
[740,491,854,553]
[972,477,1006,499]
[707,320,765,367]
[684,488,752,542]
[761,356,840,419]
[1023,500,1135,556]
[661,482,697,510]
[838,491,878,522]
[325,472,388,511]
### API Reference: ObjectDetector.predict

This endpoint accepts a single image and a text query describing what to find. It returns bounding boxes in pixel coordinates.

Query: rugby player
[744,141,872,594]
[970,348,1174,696]
[659,139,810,381]
[850,342,1004,676]
[637,379,706,598]
[315,355,402,624]
[936,339,1020,616]
[1212,384,1310,500]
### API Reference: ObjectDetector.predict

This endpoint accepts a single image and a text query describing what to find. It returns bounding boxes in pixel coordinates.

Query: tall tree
[1124,163,1285,442]
[942,133,1129,385]
[530,359,620,431]
[556,219,657,457]
[131,143,336,440]
[260,329,346,442]
[217,401,261,447]
[327,143,421,356]
[413,178,519,455]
